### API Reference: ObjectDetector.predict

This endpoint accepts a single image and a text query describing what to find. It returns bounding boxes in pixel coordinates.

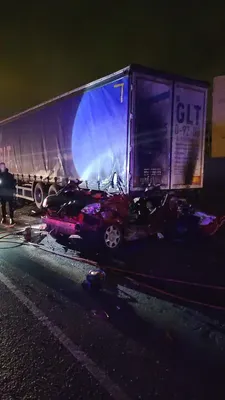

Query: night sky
[0,2,224,119]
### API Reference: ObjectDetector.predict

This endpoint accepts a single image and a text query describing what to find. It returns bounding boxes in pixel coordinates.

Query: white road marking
[0,271,130,400]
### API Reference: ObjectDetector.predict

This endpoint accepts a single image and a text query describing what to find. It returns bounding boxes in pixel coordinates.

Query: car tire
[101,224,123,252]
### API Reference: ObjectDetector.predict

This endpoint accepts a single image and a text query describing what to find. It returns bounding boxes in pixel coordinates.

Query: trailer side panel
[0,76,129,191]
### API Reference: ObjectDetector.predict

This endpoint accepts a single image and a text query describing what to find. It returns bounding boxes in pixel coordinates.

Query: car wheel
[103,224,123,251]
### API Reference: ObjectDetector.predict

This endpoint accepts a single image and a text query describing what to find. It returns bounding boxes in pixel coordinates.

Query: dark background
[0,1,224,119]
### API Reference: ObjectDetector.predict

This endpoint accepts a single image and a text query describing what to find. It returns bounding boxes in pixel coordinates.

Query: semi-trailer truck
[0,64,208,208]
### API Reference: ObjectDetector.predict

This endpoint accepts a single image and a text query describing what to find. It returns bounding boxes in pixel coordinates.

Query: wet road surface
[1,227,225,399]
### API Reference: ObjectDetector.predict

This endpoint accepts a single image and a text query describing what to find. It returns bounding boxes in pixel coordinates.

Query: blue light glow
[72,77,129,189]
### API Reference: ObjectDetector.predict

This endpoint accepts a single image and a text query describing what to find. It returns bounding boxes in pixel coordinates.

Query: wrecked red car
[42,180,222,251]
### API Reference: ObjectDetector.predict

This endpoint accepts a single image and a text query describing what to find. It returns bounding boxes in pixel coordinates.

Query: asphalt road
[1,223,225,399]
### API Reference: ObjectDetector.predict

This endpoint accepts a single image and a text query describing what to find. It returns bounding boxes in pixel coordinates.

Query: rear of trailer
[129,65,208,192]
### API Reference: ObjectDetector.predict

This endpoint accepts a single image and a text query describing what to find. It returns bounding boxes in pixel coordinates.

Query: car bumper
[42,215,82,236]
[42,214,101,237]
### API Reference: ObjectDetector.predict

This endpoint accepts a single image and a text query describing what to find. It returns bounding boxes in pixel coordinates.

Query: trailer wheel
[48,184,59,196]
[34,182,46,209]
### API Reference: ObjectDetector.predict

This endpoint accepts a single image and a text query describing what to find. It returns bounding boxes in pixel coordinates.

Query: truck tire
[34,182,47,209]
[48,184,59,196]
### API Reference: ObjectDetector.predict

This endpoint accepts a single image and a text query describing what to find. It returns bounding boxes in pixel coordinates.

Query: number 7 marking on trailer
[114,83,124,103]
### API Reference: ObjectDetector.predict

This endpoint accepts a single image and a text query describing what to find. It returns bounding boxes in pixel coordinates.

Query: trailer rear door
[170,82,207,189]
[130,74,173,191]
[130,73,207,191]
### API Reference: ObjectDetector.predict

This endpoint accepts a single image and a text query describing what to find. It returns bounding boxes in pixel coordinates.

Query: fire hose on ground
[0,227,225,312]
